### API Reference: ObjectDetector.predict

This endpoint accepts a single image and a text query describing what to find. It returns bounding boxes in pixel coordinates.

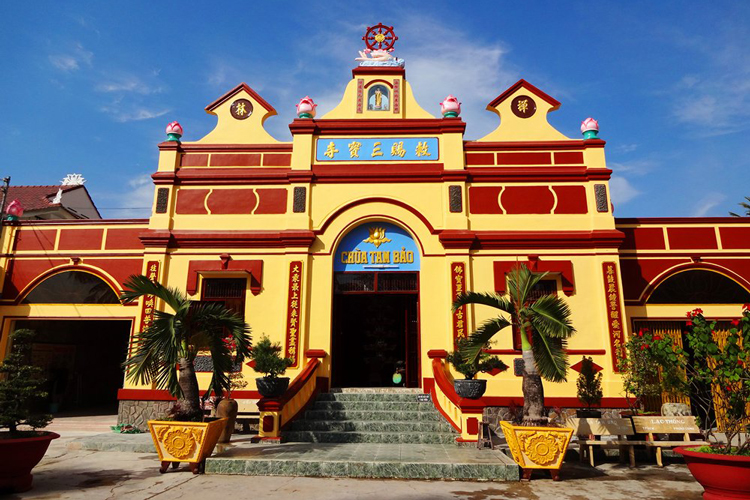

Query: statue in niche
[368,85,390,111]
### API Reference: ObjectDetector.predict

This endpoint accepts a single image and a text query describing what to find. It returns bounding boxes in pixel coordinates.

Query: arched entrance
[331,222,420,388]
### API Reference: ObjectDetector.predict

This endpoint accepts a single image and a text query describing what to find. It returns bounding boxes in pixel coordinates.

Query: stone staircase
[282,388,457,444]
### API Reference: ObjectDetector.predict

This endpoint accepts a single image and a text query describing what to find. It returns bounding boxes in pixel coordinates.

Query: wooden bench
[631,416,708,467]
[567,417,646,468]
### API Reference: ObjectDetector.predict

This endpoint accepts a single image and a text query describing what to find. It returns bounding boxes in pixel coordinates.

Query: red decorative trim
[186,259,263,295]
[139,230,315,249]
[554,151,584,165]
[162,143,292,153]
[479,396,629,408]
[467,167,612,182]
[615,217,750,225]
[427,349,448,359]
[117,389,175,401]
[603,262,625,372]
[496,152,552,165]
[493,259,575,296]
[210,153,262,167]
[488,79,561,110]
[205,82,276,114]
[468,186,503,214]
[180,154,209,167]
[262,154,292,167]
[465,153,495,166]
[316,197,437,236]
[440,229,624,250]
[620,227,666,250]
[464,140,606,151]
[553,186,588,215]
[289,118,466,136]
[466,417,479,435]
[57,229,103,251]
[14,229,57,252]
[451,263,467,342]
[285,261,302,367]
[637,261,750,304]
[352,66,405,77]
[485,349,606,355]
[363,79,394,89]
[254,188,288,214]
[16,219,148,227]
[206,189,257,214]
[312,164,443,183]
[13,263,123,304]
[262,415,275,433]
[306,349,328,359]
[257,358,321,413]
[175,189,209,214]
[667,227,718,250]
[501,186,554,214]
[719,227,750,249]
[570,358,603,374]
[430,359,462,432]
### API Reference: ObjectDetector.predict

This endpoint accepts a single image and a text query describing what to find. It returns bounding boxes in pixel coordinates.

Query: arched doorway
[331,222,420,388]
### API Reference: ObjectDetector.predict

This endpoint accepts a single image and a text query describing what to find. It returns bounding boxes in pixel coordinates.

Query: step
[310,400,430,412]
[289,419,454,433]
[302,409,442,422]
[206,442,519,481]
[316,392,427,402]
[281,430,457,444]
[329,387,423,394]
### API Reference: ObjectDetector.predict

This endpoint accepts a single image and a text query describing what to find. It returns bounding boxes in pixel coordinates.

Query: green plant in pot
[250,336,294,398]
[0,329,57,493]
[576,356,603,418]
[447,337,507,399]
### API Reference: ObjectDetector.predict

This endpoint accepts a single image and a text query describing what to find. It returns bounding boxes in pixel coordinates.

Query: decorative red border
[451,263,467,342]
[204,82,276,114]
[603,262,624,372]
[488,79,561,109]
[285,261,302,367]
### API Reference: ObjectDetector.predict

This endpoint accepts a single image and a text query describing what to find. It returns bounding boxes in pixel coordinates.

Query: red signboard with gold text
[451,263,467,342]
[285,261,302,367]
[139,261,160,332]
[603,262,624,371]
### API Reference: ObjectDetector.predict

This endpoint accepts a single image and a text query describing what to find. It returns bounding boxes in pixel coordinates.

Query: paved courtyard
[8,425,704,500]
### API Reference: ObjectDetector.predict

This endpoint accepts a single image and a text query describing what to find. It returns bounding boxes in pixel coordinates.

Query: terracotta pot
[148,418,227,474]
[454,379,486,399]
[0,431,60,493]
[256,377,289,398]
[675,446,750,499]
[216,398,238,443]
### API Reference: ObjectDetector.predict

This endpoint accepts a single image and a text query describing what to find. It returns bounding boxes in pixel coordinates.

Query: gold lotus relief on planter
[500,421,573,470]
[148,419,227,465]
[154,426,204,460]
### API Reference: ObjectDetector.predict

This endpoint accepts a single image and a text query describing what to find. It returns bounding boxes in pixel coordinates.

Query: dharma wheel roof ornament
[356,23,405,68]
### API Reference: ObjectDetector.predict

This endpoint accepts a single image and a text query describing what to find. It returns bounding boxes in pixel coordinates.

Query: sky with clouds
[0,1,748,218]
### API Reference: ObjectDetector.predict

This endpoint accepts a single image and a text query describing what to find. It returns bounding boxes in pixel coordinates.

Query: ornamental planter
[500,421,573,481]
[454,379,487,399]
[148,418,227,474]
[256,377,290,398]
[0,431,60,493]
[674,446,750,499]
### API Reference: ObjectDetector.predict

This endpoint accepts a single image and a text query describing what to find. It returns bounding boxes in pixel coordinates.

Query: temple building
[1,26,749,442]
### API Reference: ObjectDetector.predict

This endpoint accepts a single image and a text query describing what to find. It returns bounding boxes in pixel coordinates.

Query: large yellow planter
[500,421,573,481]
[148,418,227,474]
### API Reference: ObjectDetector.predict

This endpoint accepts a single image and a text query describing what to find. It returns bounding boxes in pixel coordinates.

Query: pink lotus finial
[5,199,23,219]
[296,96,317,118]
[581,117,599,139]
[440,95,461,118]
[166,121,183,141]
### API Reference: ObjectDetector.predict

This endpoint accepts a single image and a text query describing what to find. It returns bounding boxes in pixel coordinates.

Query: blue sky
[1,1,748,219]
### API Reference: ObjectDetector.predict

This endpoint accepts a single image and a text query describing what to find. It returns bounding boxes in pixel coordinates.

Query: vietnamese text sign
[316,137,439,162]
[334,222,419,272]
[603,262,625,372]
[285,261,303,368]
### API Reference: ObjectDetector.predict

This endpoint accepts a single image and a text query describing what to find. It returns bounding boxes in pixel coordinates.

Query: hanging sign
[139,261,160,332]
[334,222,419,272]
[285,261,303,368]
[316,137,439,162]
[603,262,625,372]
[451,262,467,342]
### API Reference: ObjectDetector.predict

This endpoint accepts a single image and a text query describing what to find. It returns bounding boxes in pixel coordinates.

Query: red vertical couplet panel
[131,261,160,367]
[285,261,303,368]
[451,263,467,344]
[603,262,624,372]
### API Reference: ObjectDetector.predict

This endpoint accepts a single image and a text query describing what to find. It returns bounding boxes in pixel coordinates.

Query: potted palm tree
[453,264,575,479]
[120,275,251,473]
[250,336,293,398]
[447,337,508,399]
[0,329,57,493]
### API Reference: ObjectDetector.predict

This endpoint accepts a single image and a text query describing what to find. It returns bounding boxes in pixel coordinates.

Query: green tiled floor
[205,442,519,481]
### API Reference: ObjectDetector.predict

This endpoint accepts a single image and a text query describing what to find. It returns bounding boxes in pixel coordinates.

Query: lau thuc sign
[334,222,420,272]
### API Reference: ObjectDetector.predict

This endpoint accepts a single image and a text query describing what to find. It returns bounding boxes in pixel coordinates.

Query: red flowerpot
[675,446,750,499]
[0,432,60,493]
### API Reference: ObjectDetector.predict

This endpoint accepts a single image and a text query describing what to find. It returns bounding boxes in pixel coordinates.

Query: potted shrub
[447,337,507,399]
[454,264,576,479]
[633,306,750,498]
[576,356,603,418]
[120,275,251,473]
[250,336,294,398]
[619,328,663,416]
[0,329,57,493]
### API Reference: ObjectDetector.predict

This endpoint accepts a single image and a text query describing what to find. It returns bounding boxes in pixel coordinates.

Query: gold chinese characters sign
[316,137,439,162]
[603,262,624,372]
[285,261,302,368]
[451,263,467,342]
[139,261,160,333]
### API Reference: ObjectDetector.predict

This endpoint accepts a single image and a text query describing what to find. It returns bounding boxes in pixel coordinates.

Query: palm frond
[453,292,514,315]
[529,295,576,339]
[120,275,187,313]
[530,328,569,382]
[507,265,547,307]
[460,317,512,364]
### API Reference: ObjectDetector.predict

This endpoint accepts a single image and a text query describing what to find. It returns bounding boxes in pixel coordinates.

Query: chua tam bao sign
[334,222,420,272]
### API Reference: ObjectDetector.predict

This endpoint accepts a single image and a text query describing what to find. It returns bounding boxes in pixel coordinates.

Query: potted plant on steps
[576,356,603,418]
[447,337,508,399]
[454,264,576,481]
[631,306,750,499]
[0,329,56,493]
[250,336,293,398]
[120,275,251,474]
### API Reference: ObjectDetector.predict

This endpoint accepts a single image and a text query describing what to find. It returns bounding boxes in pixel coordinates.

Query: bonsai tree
[447,337,507,379]
[250,335,293,379]
[120,275,251,421]
[633,306,750,455]
[0,329,52,435]
[576,356,603,411]
[454,264,575,425]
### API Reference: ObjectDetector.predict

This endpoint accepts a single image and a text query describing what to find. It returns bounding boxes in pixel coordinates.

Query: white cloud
[691,192,727,217]
[98,174,154,218]
[609,158,659,177]
[614,143,638,154]
[96,75,163,95]
[48,43,93,72]
[609,176,641,206]
[49,55,79,71]
[100,106,169,123]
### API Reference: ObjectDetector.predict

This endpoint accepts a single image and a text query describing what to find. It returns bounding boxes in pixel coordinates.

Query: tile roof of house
[5,185,81,212]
